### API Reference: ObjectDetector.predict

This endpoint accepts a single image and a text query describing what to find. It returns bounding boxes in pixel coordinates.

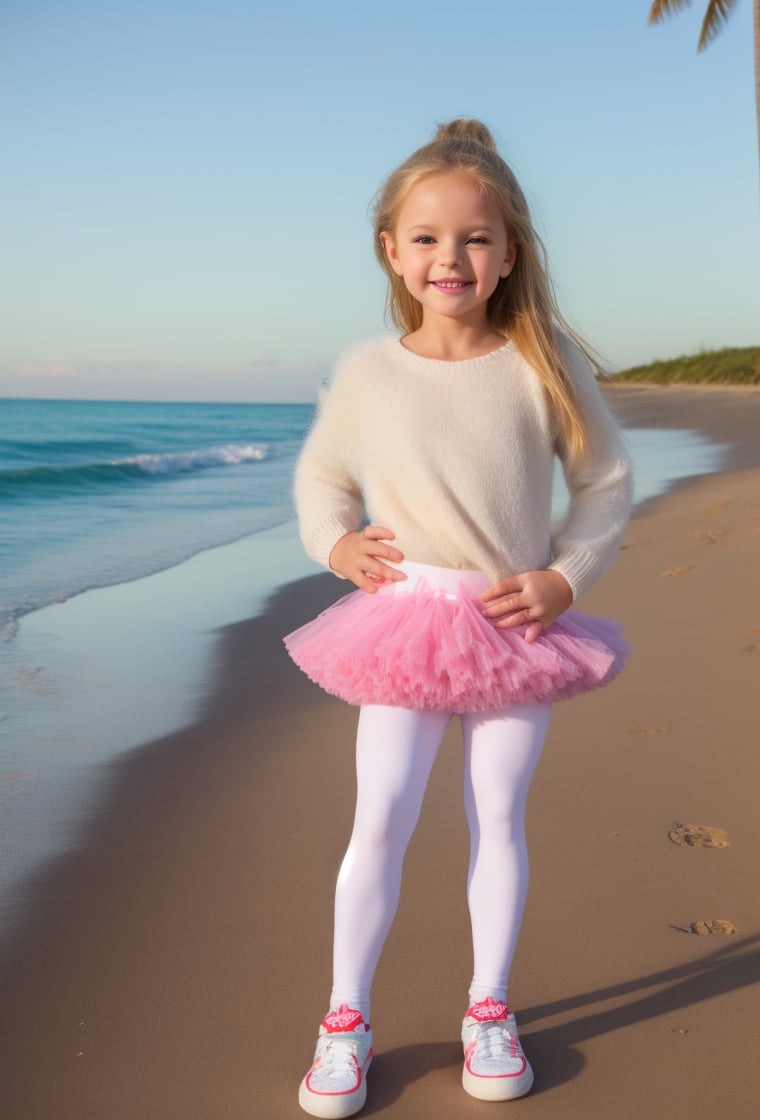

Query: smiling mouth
[432,280,473,290]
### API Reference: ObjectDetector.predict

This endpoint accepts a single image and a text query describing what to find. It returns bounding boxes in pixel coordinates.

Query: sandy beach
[1,384,759,1119]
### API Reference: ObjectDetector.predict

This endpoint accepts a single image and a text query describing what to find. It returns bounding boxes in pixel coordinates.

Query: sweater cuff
[548,547,602,603]
[306,513,359,575]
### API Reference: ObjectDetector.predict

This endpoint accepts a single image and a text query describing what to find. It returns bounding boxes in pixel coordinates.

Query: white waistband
[377,560,489,598]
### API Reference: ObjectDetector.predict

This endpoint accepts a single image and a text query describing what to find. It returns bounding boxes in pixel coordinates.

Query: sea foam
[120,442,268,474]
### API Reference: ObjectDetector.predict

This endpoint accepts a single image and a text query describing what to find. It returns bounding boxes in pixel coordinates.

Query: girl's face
[380,172,516,330]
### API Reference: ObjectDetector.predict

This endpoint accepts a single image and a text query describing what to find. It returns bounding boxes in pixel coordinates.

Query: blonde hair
[372,119,594,457]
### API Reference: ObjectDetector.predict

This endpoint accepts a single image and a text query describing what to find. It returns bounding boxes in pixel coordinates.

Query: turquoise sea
[0,397,729,640]
[0,398,312,638]
[0,396,728,939]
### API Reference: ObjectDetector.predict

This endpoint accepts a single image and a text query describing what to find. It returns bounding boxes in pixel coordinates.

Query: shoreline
[1,384,760,1116]
[0,518,322,935]
[605,381,760,472]
[0,389,732,924]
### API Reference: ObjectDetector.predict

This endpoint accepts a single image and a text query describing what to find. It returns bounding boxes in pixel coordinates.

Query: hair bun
[432,118,497,151]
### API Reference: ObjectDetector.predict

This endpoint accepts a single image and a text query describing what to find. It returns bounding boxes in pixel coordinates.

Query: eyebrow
[405,224,499,234]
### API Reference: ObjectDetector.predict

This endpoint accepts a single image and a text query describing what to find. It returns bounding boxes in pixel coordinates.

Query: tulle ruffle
[284,573,629,713]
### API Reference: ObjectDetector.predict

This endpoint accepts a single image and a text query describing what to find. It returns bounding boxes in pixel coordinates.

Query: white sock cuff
[468,982,508,1007]
[329,989,371,1024]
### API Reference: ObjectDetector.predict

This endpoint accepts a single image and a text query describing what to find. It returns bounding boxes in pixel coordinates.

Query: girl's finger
[363,544,404,564]
[481,595,524,618]
[481,576,522,603]
[362,524,396,541]
[524,620,544,643]
[365,559,407,583]
[357,576,381,593]
[494,612,527,629]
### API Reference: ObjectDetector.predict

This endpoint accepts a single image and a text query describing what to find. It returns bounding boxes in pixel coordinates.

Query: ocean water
[0,396,729,939]
[0,398,312,639]
[0,397,729,642]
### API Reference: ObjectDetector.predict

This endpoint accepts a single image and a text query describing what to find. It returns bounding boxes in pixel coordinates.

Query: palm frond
[648,0,693,27]
[648,0,739,49]
[697,0,738,51]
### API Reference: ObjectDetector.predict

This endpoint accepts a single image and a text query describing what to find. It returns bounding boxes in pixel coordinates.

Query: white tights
[329,702,550,1020]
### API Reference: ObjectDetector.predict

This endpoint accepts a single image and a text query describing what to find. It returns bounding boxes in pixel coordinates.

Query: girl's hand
[329,525,406,593]
[480,569,573,644]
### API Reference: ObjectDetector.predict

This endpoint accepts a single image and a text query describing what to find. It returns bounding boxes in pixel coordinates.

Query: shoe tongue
[468,997,508,1022]
[323,1006,365,1033]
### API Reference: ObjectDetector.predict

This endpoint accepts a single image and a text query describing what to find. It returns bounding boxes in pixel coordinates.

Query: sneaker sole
[462,1061,534,1102]
[298,1056,371,1119]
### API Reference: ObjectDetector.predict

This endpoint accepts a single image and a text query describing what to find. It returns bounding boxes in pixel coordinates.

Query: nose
[438,239,461,268]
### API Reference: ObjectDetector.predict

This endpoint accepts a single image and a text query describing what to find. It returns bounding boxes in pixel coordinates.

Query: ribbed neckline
[385,335,514,373]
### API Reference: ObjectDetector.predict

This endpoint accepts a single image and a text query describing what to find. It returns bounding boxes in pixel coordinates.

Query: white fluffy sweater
[294,336,633,601]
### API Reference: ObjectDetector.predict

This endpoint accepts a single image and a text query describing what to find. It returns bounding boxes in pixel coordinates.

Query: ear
[379,231,404,277]
[500,239,518,279]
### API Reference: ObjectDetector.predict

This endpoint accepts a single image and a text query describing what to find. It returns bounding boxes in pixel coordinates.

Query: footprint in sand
[668,823,730,848]
[744,626,760,650]
[696,529,726,545]
[708,498,735,514]
[687,919,737,936]
[662,566,693,577]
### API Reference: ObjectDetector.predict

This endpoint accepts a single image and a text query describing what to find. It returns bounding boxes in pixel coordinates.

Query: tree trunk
[755,0,760,184]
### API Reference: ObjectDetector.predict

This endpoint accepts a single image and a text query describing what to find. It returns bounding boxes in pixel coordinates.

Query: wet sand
[1,384,759,1118]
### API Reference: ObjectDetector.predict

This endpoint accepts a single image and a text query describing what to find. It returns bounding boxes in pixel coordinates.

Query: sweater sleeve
[548,338,634,600]
[293,354,367,571]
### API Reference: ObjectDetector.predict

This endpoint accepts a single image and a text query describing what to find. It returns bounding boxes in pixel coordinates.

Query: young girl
[284,119,632,1117]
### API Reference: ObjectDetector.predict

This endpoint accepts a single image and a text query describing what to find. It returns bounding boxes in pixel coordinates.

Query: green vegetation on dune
[612,346,760,386]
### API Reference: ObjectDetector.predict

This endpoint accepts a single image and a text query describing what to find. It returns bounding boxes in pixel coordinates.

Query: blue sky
[1,0,758,402]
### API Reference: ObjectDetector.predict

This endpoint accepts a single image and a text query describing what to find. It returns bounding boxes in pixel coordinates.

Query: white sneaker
[299,1005,373,1118]
[461,996,534,1101]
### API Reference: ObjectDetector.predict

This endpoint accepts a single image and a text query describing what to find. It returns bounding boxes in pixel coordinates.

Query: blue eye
[413,236,435,244]
[466,236,489,245]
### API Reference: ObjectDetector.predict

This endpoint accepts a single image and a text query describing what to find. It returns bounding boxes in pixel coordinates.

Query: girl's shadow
[364,1038,585,1111]
[361,933,760,1108]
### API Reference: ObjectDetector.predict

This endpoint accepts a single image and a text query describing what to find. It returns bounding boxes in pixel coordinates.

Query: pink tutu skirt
[284,561,629,714]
